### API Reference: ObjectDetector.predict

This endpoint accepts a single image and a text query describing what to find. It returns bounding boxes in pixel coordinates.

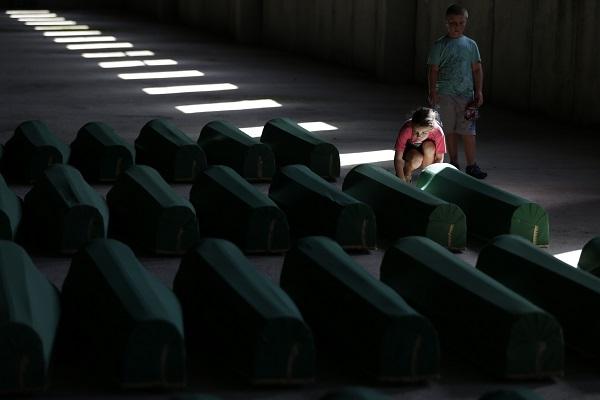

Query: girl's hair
[410,107,440,127]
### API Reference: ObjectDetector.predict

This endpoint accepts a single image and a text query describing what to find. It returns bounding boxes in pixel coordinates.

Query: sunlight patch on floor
[553,249,582,267]
[340,150,395,167]
[176,99,281,114]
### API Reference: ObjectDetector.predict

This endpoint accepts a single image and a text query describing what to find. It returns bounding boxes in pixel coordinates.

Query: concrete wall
[5,0,600,124]
[0,0,121,9]
[177,0,261,43]
[572,1,600,123]
[261,0,416,82]
[169,0,600,123]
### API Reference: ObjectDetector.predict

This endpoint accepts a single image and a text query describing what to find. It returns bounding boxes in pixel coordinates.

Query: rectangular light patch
[67,42,133,50]
[100,59,177,69]
[126,50,155,56]
[81,50,154,59]
[176,99,281,114]
[54,36,116,43]
[10,13,57,18]
[34,25,90,30]
[44,30,101,36]
[118,70,204,80]
[339,150,395,167]
[25,20,77,26]
[240,121,338,138]
[7,10,51,14]
[142,83,237,95]
[553,249,582,267]
[18,17,65,22]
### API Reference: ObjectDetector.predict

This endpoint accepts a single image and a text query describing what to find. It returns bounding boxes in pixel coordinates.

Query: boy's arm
[428,64,439,106]
[472,62,484,107]
[434,153,444,163]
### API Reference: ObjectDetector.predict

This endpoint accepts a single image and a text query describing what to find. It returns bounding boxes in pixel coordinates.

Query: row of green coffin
[0,118,340,184]
[5,230,600,393]
[0,118,550,248]
[0,162,373,253]
[280,232,600,381]
[0,236,423,393]
[0,159,553,254]
[347,163,550,248]
[0,237,307,393]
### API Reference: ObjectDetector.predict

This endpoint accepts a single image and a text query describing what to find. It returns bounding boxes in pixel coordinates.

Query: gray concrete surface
[1,8,600,400]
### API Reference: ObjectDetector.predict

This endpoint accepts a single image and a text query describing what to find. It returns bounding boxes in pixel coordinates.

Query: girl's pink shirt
[394,120,447,154]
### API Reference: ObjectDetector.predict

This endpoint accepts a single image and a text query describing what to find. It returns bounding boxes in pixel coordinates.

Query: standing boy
[427,3,487,179]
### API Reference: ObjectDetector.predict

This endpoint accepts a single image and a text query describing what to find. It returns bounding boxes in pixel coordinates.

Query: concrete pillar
[262,0,297,50]
[232,0,262,44]
[127,0,177,22]
[313,0,335,60]
[177,0,199,26]
[330,0,354,66]
[376,0,416,83]
[177,0,231,37]
[573,0,600,125]
[290,0,319,55]
[491,1,533,109]
[201,0,232,36]
[530,0,576,122]
[260,0,415,83]
[414,0,446,85]
[352,0,378,72]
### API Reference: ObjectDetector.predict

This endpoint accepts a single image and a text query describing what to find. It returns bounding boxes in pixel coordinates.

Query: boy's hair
[446,4,469,18]
[411,107,440,127]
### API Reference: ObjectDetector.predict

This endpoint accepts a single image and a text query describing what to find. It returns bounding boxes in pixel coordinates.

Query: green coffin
[1,120,70,183]
[270,165,376,250]
[261,117,340,179]
[320,387,391,400]
[0,174,22,241]
[22,164,108,254]
[578,236,600,276]
[416,163,549,246]
[173,238,315,384]
[60,239,186,388]
[107,165,200,255]
[198,120,276,181]
[477,234,600,357]
[343,164,466,250]
[281,236,440,382]
[0,240,60,394]
[69,122,135,182]
[190,165,289,253]
[135,118,207,182]
[479,388,544,400]
[381,236,563,378]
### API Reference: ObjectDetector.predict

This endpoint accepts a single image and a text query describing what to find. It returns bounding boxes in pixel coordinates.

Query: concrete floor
[2,9,600,400]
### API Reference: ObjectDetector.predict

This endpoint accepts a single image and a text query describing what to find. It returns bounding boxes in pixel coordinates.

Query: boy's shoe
[466,163,487,179]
